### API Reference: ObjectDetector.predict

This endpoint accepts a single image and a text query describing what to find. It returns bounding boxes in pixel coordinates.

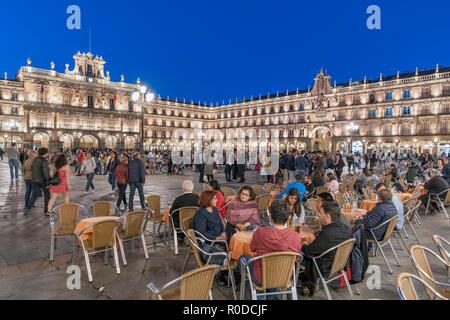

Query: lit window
[385,92,392,101]
[403,106,411,115]
[385,108,392,117]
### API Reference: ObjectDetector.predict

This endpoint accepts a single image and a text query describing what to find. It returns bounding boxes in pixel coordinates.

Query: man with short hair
[82,152,97,194]
[26,148,51,215]
[317,193,350,228]
[6,142,20,180]
[169,180,199,240]
[76,148,85,176]
[375,182,403,230]
[303,175,315,200]
[128,152,146,211]
[300,200,353,296]
[295,150,308,182]
[287,151,296,183]
[421,169,449,214]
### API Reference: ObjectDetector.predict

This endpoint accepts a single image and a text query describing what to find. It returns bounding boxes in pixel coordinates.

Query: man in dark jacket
[295,151,308,182]
[314,151,326,176]
[170,180,199,234]
[26,148,50,215]
[441,159,450,185]
[354,189,397,241]
[300,201,353,295]
[128,152,146,211]
[334,154,345,181]
[421,169,449,214]
[286,151,296,183]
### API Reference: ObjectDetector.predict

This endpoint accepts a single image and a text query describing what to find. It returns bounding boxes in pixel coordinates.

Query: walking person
[82,152,97,194]
[0,147,4,160]
[26,148,51,215]
[76,148,85,176]
[6,142,20,180]
[115,156,129,211]
[23,150,37,209]
[128,152,146,211]
[156,151,162,174]
[107,151,120,192]
[47,154,71,215]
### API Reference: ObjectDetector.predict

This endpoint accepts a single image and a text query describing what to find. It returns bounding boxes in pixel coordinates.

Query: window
[327,100,331,108]
[289,104,294,112]
[78,66,83,75]
[403,90,411,99]
[87,65,93,77]
[385,108,392,117]
[403,106,411,115]
[369,109,376,118]
[88,96,94,108]
[128,101,134,112]
[385,92,392,101]
[11,107,18,114]
[109,99,115,110]
[12,93,18,101]
[370,94,376,103]
[300,103,305,111]
[311,102,315,110]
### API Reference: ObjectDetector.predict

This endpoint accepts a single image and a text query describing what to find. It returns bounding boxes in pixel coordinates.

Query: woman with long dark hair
[47,154,71,215]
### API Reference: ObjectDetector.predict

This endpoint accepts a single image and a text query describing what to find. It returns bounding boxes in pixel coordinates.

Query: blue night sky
[1,0,449,104]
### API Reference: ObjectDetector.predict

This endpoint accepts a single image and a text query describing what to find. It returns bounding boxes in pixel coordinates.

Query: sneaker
[45,212,51,216]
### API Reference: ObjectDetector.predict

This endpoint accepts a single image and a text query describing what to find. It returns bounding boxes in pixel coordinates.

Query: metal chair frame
[396,272,449,300]
[169,206,199,255]
[425,188,450,219]
[88,201,120,217]
[432,235,450,279]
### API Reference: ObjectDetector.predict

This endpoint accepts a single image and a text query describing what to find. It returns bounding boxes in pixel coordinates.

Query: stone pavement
[0,159,448,300]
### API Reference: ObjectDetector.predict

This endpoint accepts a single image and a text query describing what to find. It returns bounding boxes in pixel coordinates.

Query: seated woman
[227,186,260,232]
[207,180,227,220]
[324,173,339,198]
[360,168,372,187]
[311,171,325,187]
[285,188,304,220]
[370,169,380,185]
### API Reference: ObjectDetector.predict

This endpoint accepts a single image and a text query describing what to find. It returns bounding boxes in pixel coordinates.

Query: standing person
[195,149,206,183]
[26,148,51,215]
[0,147,4,160]
[115,156,129,211]
[287,151,296,183]
[156,151,162,174]
[225,151,233,182]
[295,150,308,183]
[334,154,345,181]
[147,150,156,175]
[6,142,20,180]
[204,152,215,182]
[19,148,26,174]
[346,152,354,174]
[47,154,71,215]
[103,152,110,175]
[128,152,146,211]
[76,148,85,176]
[82,152,97,194]
[107,151,120,192]
[23,150,37,209]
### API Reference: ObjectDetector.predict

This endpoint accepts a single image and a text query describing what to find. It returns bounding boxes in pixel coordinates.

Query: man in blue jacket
[128,152,146,211]
[295,150,309,183]
[354,188,397,241]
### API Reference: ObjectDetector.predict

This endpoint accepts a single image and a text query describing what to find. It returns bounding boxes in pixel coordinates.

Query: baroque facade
[1,51,450,155]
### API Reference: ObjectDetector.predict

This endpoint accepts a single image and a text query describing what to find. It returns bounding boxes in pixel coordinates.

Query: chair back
[147,195,161,219]
[316,186,329,195]
[256,194,272,212]
[306,198,318,212]
[123,211,147,238]
[341,174,348,182]
[260,252,297,290]
[362,187,371,200]
[92,220,120,249]
[222,187,234,199]
[444,190,450,204]
[187,229,205,267]
[367,179,376,188]
[264,183,275,193]
[378,215,398,244]
[396,273,419,300]
[283,180,289,188]
[58,203,80,232]
[335,193,345,209]
[92,201,111,217]
[432,235,449,265]
[251,184,262,196]
[192,191,200,197]
[329,238,355,278]
[181,217,193,237]
[179,207,198,227]
[180,265,218,300]
[385,175,393,184]
[339,182,348,193]
[409,245,437,297]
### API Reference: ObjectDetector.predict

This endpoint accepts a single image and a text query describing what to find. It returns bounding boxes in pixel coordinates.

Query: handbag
[225,221,240,243]
[48,171,61,186]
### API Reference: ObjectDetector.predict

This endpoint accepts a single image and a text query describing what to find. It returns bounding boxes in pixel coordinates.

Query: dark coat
[31,156,50,184]
[128,158,146,184]
[295,156,308,171]
[350,224,369,283]
[170,193,199,228]
[354,201,396,241]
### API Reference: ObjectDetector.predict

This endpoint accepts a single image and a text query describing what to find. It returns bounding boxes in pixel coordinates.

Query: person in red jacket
[238,199,302,299]
[115,156,129,211]
[207,180,227,219]
[76,148,85,176]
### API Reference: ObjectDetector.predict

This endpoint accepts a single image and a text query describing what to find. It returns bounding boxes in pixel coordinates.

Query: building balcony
[1,126,22,132]
[30,122,53,129]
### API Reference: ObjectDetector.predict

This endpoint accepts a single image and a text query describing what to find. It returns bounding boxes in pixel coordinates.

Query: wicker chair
[409,245,450,300]
[256,194,272,212]
[147,265,219,300]
[239,252,302,300]
[306,198,319,212]
[432,235,450,279]
[183,229,237,300]
[116,210,149,265]
[367,215,401,274]
[89,201,120,217]
[305,238,356,300]
[264,183,276,193]
[367,179,376,188]
[146,195,169,245]
[49,203,87,261]
[315,186,329,195]
[396,273,448,300]
[169,206,198,255]
[251,184,263,196]
[425,188,450,219]
[74,219,122,282]
[335,193,346,209]
[222,187,235,199]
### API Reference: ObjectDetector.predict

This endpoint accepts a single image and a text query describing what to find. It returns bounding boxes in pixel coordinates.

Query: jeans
[108,172,116,190]
[288,170,295,183]
[238,164,245,182]
[129,182,146,211]
[225,164,232,181]
[24,179,32,208]
[116,183,128,208]
[238,254,276,300]
[156,162,162,173]
[28,181,50,213]
[9,159,19,179]
[103,165,108,175]
[85,173,95,191]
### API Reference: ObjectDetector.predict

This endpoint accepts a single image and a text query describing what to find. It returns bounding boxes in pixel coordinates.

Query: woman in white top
[325,172,340,198]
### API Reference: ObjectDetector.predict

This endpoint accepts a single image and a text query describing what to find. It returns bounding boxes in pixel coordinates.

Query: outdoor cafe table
[361,192,415,211]
[74,216,121,242]
[394,193,414,201]
[341,208,367,225]
[228,227,316,261]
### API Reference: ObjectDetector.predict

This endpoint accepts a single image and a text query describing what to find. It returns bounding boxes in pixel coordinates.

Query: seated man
[238,199,302,299]
[317,193,350,228]
[420,169,449,215]
[169,180,199,240]
[273,173,307,201]
[299,201,353,296]
[354,189,397,241]
[374,182,403,231]
[302,175,316,201]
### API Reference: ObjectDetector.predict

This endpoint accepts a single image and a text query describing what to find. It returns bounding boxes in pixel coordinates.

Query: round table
[360,200,377,211]
[341,208,367,224]
[229,228,315,261]
[394,193,414,201]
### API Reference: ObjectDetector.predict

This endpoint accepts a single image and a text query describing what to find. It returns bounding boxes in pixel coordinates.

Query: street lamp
[345,122,359,154]
[132,86,155,152]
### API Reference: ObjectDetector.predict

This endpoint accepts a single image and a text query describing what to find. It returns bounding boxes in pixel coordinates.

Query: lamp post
[132,86,154,153]
[345,122,359,154]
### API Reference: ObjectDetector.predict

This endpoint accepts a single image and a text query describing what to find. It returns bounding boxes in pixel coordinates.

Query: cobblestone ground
[0,160,448,300]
